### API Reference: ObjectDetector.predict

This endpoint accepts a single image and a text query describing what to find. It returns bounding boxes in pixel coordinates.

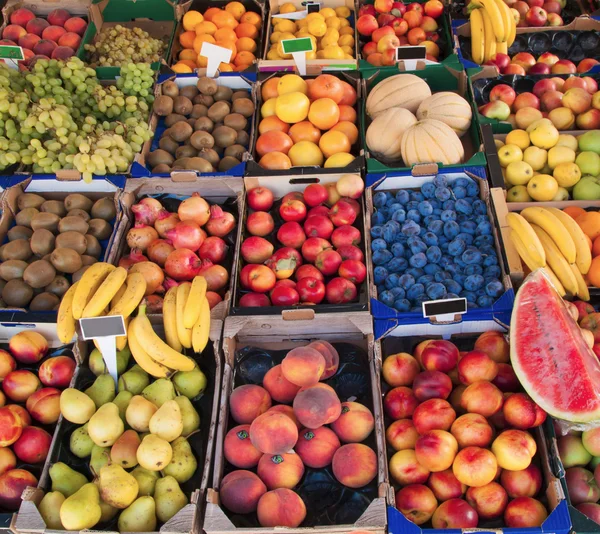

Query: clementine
[203,7,223,22]
[193,34,216,53]
[194,21,217,35]
[179,49,197,61]
[338,81,357,106]
[179,30,196,49]
[240,11,262,28]
[587,256,600,287]
[577,211,600,240]
[564,206,586,219]
[214,27,237,42]
[234,50,255,66]
[319,130,351,159]
[338,104,357,123]
[331,121,358,145]
[235,22,259,39]
[262,77,280,100]
[183,10,203,31]
[236,36,257,53]
[225,1,246,20]
[308,74,344,103]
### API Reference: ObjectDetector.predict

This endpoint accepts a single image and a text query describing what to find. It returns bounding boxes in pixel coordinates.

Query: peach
[583,427,600,456]
[267,405,300,429]
[500,464,542,498]
[457,350,498,385]
[332,443,377,488]
[413,399,456,434]
[295,426,340,468]
[42,25,66,42]
[421,340,459,373]
[2,25,27,42]
[257,452,304,490]
[0,350,16,379]
[0,407,22,447]
[492,429,537,470]
[262,365,301,404]
[51,45,75,60]
[307,340,339,379]
[13,426,52,464]
[281,347,325,387]
[25,387,60,424]
[330,402,374,443]
[47,9,70,27]
[563,87,592,114]
[224,424,262,468]
[449,385,466,414]
[390,449,431,485]
[229,384,272,424]
[64,17,87,36]
[220,470,267,514]
[10,8,35,26]
[465,482,508,519]
[502,392,540,429]
[474,331,509,363]
[504,497,548,527]
[452,447,498,487]
[415,430,458,472]
[257,488,306,527]
[386,419,419,451]
[413,340,432,367]
[250,411,298,455]
[0,469,38,510]
[450,413,493,448]
[412,371,452,401]
[384,386,418,420]
[383,352,420,387]
[38,355,75,388]
[428,469,467,501]
[396,484,438,525]
[7,405,30,427]
[25,18,49,36]
[59,30,81,48]
[33,39,57,57]
[293,383,341,429]
[492,363,519,392]
[0,448,16,476]
[9,332,48,364]
[2,370,40,402]
[18,33,40,50]
[431,499,479,528]
[460,381,503,417]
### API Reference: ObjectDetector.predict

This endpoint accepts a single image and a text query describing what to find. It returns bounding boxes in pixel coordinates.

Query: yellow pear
[118,496,156,532]
[155,476,188,523]
[99,464,139,509]
[60,388,96,424]
[88,403,124,447]
[38,491,65,529]
[59,483,102,531]
[175,396,200,436]
[126,395,157,432]
[149,400,183,442]
[137,435,172,471]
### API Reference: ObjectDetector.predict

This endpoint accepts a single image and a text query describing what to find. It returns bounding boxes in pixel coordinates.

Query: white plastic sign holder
[422,298,468,323]
[395,45,430,71]
[200,42,233,78]
[79,315,126,385]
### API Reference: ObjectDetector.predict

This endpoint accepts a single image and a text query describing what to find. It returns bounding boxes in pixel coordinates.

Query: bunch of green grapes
[0,65,30,169]
[84,25,164,66]
[117,63,155,111]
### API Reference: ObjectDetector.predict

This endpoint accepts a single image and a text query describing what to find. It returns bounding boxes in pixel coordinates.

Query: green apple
[506,185,532,202]
[573,176,600,200]
[552,187,570,201]
[576,152,600,177]
[578,131,600,154]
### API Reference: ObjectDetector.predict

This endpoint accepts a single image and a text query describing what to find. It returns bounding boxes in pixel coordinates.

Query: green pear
[149,400,183,442]
[118,496,157,532]
[142,378,175,407]
[175,396,200,436]
[111,429,140,468]
[60,388,96,424]
[155,475,188,523]
[137,434,173,471]
[90,346,131,376]
[50,462,87,497]
[90,445,111,476]
[131,466,160,496]
[164,437,197,483]
[99,498,119,523]
[37,491,65,529]
[113,390,133,422]
[59,483,102,531]
[85,374,116,409]
[173,365,207,399]
[88,403,124,447]
[118,365,149,395]
[70,423,94,458]
[99,464,139,509]
[126,395,157,432]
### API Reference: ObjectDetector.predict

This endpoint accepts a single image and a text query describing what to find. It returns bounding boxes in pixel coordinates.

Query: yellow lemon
[339,34,354,47]
[321,33,339,47]
[266,49,281,60]
[280,3,297,13]
[276,92,310,123]
[308,19,327,37]
[261,98,277,118]
[505,129,531,151]
[323,28,339,41]
[335,6,351,18]
[275,19,297,33]
[344,53,353,59]
[172,62,193,73]
[316,50,326,59]
[339,18,350,27]
[297,18,308,28]
[341,45,353,55]
[319,7,336,17]
[288,141,324,166]
[276,41,293,58]
[326,17,341,29]
[324,152,355,167]
[306,12,325,22]
[279,31,296,41]
[322,44,344,59]
[306,50,317,59]
[339,25,354,35]
[277,74,308,96]
[270,31,282,43]
[296,29,310,37]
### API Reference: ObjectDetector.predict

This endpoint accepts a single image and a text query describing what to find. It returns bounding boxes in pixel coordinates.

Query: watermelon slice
[510,269,600,423]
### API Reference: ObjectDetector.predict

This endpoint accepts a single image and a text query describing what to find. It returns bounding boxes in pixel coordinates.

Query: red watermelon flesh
[510,269,600,423]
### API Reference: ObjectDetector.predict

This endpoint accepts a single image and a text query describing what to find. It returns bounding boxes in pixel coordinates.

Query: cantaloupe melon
[416,92,473,138]
[366,74,431,118]
[366,108,417,162]
[400,119,464,166]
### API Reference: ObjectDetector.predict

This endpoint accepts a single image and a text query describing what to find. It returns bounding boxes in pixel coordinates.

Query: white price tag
[79,316,126,385]
[200,42,233,78]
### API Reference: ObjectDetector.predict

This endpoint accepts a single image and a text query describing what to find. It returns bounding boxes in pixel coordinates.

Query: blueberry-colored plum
[410,252,428,268]
[477,295,494,308]
[409,237,428,255]
[455,199,473,215]
[424,263,442,275]
[395,190,410,204]
[442,200,456,212]
[438,256,452,269]
[443,279,462,294]
[383,221,400,243]
[373,192,388,208]
[399,274,416,290]
[483,255,498,267]
[407,209,421,223]
[452,186,467,199]
[484,265,502,279]
[406,268,425,279]
[441,210,457,222]
[392,242,405,257]
[428,220,444,236]
[435,271,452,282]
[464,274,485,291]
[411,192,425,203]
[372,238,387,251]
[473,200,487,215]
[454,273,466,287]
[435,187,452,202]
[462,249,482,265]
[407,283,425,300]
[460,221,477,235]
[388,257,408,273]
[433,175,448,188]
[373,249,393,265]
[474,235,494,248]
[380,290,395,307]
[419,275,435,286]
[476,221,492,236]
[377,284,385,295]
[486,279,504,298]
[372,211,386,225]
[392,209,406,223]
[426,282,447,300]
[421,182,436,199]
[418,201,433,217]
[422,232,439,246]
[394,299,411,312]
[466,182,479,197]
[402,220,421,236]
[448,238,466,257]
[406,201,420,212]
[426,246,442,264]
[454,177,470,188]
[479,245,497,257]
[390,287,406,299]
[385,274,400,290]
[374,266,389,285]
[460,290,478,303]
[444,221,460,239]
[456,232,474,246]
[464,264,483,276]
[475,214,488,225]
[371,225,383,239]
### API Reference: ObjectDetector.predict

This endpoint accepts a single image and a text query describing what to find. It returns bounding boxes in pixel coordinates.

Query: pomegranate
[129,261,165,295]
[165,249,202,281]
[198,261,229,291]
[205,205,236,237]
[126,223,158,251]
[154,210,180,238]
[166,221,206,251]
[146,239,174,267]
[198,236,228,263]
[131,197,163,225]
[178,193,210,226]
[118,249,147,270]
[206,291,223,309]
[145,295,164,313]
[163,277,180,292]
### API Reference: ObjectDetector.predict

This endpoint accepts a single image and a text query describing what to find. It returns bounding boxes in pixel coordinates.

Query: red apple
[315,249,343,276]
[574,301,595,319]
[391,1,407,16]
[246,211,275,237]
[277,221,306,249]
[308,205,330,218]
[546,12,563,25]
[303,184,328,207]
[583,77,598,94]
[241,236,274,263]
[326,277,357,304]
[528,63,551,75]
[331,225,361,248]
[301,237,332,263]
[390,18,409,36]
[503,64,526,75]
[280,198,307,222]
[540,90,563,111]
[372,25,395,43]
[247,264,276,293]
[512,52,536,71]
[577,108,600,130]
[514,92,540,110]
[538,52,560,66]
[270,285,300,306]
[304,215,334,239]
[532,78,557,98]
[295,264,324,282]
[240,264,253,288]
[420,16,438,31]
[359,4,377,17]
[357,14,379,37]
[247,187,274,211]
[490,84,516,107]
[543,1,561,12]
[578,58,600,73]
[514,1,530,16]
[407,2,424,11]
[297,277,326,304]
[239,293,271,307]
[338,259,366,283]
[282,192,304,203]
[266,247,303,279]
[551,59,577,74]
[374,0,393,13]
[378,13,396,26]
[527,0,544,7]
[329,200,357,226]
[491,53,511,71]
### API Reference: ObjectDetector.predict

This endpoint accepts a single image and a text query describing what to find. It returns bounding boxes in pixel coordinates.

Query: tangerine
[194,21,217,35]
[203,7,222,21]
[212,11,238,29]
[587,256,600,287]
[319,130,351,159]
[262,77,280,100]
[179,30,196,49]
[193,34,216,53]
[308,74,344,103]
[172,62,193,73]
[240,11,262,28]
[338,81,357,105]
[235,22,259,39]
[338,104,357,123]
[214,27,237,42]
[183,10,204,31]
[564,206,586,219]
[179,49,197,61]
[592,235,600,257]
[234,51,255,66]
[236,36,257,52]
[256,131,294,157]
[225,1,246,20]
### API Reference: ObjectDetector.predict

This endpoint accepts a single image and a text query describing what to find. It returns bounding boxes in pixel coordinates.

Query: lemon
[339,25,354,35]
[275,19,297,33]
[308,19,327,37]
[324,153,355,167]
[288,141,324,166]
[319,7,336,17]
[322,44,344,59]
[335,6,351,18]
[277,74,308,96]
[339,34,354,47]
[323,28,339,41]
[297,18,308,28]
[316,50,326,59]
[326,17,341,29]
[339,18,350,27]
[505,129,531,151]
[344,53,353,59]
[279,31,296,41]
[270,31,282,44]
[306,12,325,22]
[276,41,293,59]
[341,45,353,55]
[306,50,317,59]
[296,29,310,37]
[276,92,310,123]
[261,98,277,118]
[266,49,281,60]
[280,2,297,13]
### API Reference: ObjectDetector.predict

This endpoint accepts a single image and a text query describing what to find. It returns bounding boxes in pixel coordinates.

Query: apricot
[492,429,537,471]
[504,496,548,527]
[332,443,377,488]
[413,399,456,434]
[460,381,504,417]
[330,401,374,443]
[457,350,498,384]
[500,464,542,498]
[257,489,306,527]
[257,452,304,490]
[224,424,262,468]
[0,448,16,476]
[386,419,419,451]
[384,386,418,420]
[229,384,271,424]
[307,340,339,379]
[220,470,266,514]
[502,392,540,429]
[452,446,498,487]
[262,364,301,404]
[474,331,509,363]
[389,449,431,485]
[396,484,438,525]
[293,383,341,429]
[295,426,340,468]
[415,430,458,472]
[281,347,325,387]
[249,411,298,455]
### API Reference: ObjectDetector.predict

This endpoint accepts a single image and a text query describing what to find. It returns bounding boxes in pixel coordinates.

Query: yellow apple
[552,187,570,201]
[505,129,531,151]
[495,139,505,150]
[527,174,559,201]
[556,134,578,151]
[548,146,576,170]
[498,144,524,168]
[506,185,532,202]
[506,161,534,186]
[523,146,548,171]
[553,162,581,188]
[528,119,559,149]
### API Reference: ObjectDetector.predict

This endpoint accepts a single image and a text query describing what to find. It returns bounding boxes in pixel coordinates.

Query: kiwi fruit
[15,207,39,228]
[193,94,214,107]
[173,96,193,116]
[153,164,172,173]
[186,118,196,128]
[30,212,60,232]
[224,113,248,131]
[225,144,246,161]
[162,81,179,98]
[30,292,60,311]
[185,157,213,173]
[64,193,93,212]
[45,275,70,297]
[194,117,214,133]
[148,149,175,168]
[231,90,249,101]
[2,239,32,261]
[236,130,250,146]
[170,121,193,143]
[179,85,199,100]
[219,156,241,172]
[58,216,89,234]
[17,193,45,211]
[190,131,215,150]
[84,235,102,257]
[207,101,231,123]
[91,198,116,221]
[0,260,28,281]
[213,126,238,149]
[176,145,197,159]
[190,104,208,119]
[40,200,67,217]
[2,279,33,307]
[154,95,174,116]
[214,86,233,102]
[164,113,187,128]
[232,98,255,118]
[50,248,83,274]
[172,158,190,170]
[88,219,112,240]
[158,137,178,156]
[55,231,87,254]
[198,148,220,167]
[67,208,91,222]
[72,265,91,283]
[8,226,33,242]
[197,77,218,96]
[23,260,56,289]
[81,255,98,266]
[30,229,56,256]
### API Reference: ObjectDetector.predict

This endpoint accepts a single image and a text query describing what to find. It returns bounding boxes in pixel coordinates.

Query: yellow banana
[183,276,207,329]
[111,284,127,309]
[192,294,210,354]
[570,263,591,301]
[496,41,508,55]
[163,287,182,352]
[509,230,545,272]
[505,3,517,46]
[541,265,566,297]
[108,273,147,318]
[470,8,485,65]
[72,263,116,320]
[547,207,592,275]
[132,304,195,371]
[481,8,497,62]
[82,267,128,318]
[128,318,174,378]
[479,0,506,42]
[494,0,510,42]
[506,212,546,266]
[116,317,129,351]
[520,207,577,264]
[176,283,193,349]
[57,282,79,344]
[531,224,578,296]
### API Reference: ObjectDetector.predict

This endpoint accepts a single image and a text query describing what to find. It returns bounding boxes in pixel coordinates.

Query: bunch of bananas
[507,207,591,300]
[469,0,516,64]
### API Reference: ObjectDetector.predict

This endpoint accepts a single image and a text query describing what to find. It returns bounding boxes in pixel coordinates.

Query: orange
[219,62,234,72]
[236,37,257,53]
[172,62,193,73]
[234,50,255,66]
[212,11,238,29]
[225,1,246,20]
[193,34,216,53]
[587,256,600,287]
[216,40,237,59]
[178,59,198,70]
[259,152,292,170]
[564,206,586,219]
[183,10,203,31]
[179,30,196,49]
[331,121,358,145]
[259,116,290,135]
[235,64,251,71]
[288,121,321,144]
[179,49,197,61]
[319,130,350,159]
[256,131,294,157]
[241,11,261,28]
[214,27,237,42]
[577,211,600,240]
[196,54,208,68]
[338,104,356,123]
[203,7,222,22]
[308,98,340,130]
[195,21,217,35]
[262,77,280,100]
[235,22,259,39]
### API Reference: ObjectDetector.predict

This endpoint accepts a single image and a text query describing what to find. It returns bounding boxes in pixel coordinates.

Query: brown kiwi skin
[30,229,56,257]
[185,157,214,173]
[207,102,231,123]
[2,279,33,307]
[84,234,102,258]
[173,96,193,115]
[179,86,199,100]
[23,259,56,288]
[197,77,218,96]
[91,198,116,221]
[17,193,45,211]
[154,95,174,116]
[50,248,83,274]
[190,131,215,151]
[194,117,214,133]
[64,194,93,212]
[148,149,175,168]
[30,212,60,232]
[58,216,89,235]
[218,156,241,172]
[7,226,33,242]
[72,266,91,283]
[2,239,32,261]
[40,200,67,217]
[55,231,87,255]
[225,144,246,161]
[67,208,91,222]
[169,122,194,143]
[176,145,198,159]
[214,86,233,102]
[224,113,248,131]
[193,94,214,107]
[88,219,113,240]
[164,114,187,128]
[30,292,60,311]
[198,148,220,168]
[236,130,250,147]
[159,136,179,155]
[0,260,28,281]
[213,126,238,149]
[45,275,70,297]
[190,104,208,119]
[15,207,39,228]
[231,90,249,101]
[162,81,179,98]
[232,98,255,118]
[153,164,172,174]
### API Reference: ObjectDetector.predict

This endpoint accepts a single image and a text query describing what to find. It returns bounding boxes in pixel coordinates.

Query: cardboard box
[204,313,389,534]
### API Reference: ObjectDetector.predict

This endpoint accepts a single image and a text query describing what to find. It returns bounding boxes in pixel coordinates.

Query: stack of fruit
[238,176,366,308]
[265,3,355,62]
[469,0,517,64]
[485,52,600,75]
[385,331,549,528]
[569,298,600,359]
[0,332,76,510]
[560,209,600,290]
[146,76,255,174]
[510,0,567,27]
[174,3,262,73]
[0,193,116,312]
[357,0,446,66]
[256,74,358,170]
[84,26,164,67]
[1,8,86,64]
[220,340,378,528]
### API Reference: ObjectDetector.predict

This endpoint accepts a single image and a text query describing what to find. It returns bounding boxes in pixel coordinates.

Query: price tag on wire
[422,298,468,322]
[281,37,314,75]
[79,316,126,385]
[272,2,321,19]
[395,45,429,71]
[200,42,233,78]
